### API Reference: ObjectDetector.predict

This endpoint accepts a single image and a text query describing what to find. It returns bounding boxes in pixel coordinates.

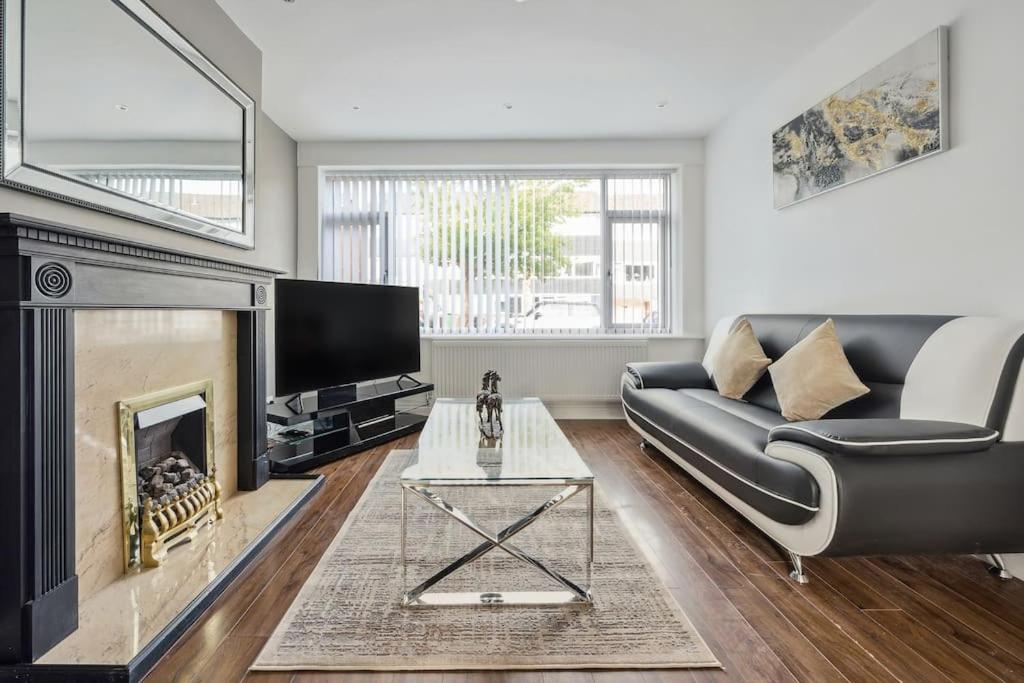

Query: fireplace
[117,380,224,571]
[0,213,310,673]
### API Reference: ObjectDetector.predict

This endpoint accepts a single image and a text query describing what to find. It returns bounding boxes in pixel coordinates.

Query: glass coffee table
[400,398,594,607]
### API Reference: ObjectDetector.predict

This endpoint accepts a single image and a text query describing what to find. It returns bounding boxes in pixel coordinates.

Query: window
[624,265,653,282]
[321,170,672,335]
[573,260,598,278]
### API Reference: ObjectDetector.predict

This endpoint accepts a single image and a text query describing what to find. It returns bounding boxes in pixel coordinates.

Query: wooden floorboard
[140,420,1024,682]
[622,429,942,683]
[565,422,804,683]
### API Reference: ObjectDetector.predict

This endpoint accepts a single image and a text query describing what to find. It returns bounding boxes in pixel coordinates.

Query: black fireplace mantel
[0,213,282,664]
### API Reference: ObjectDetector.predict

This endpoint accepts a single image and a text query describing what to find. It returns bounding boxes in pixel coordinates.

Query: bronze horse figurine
[475,370,503,437]
[475,371,493,424]
[484,371,503,434]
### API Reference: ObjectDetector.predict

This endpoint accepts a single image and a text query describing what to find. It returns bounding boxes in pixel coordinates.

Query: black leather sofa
[621,314,1024,583]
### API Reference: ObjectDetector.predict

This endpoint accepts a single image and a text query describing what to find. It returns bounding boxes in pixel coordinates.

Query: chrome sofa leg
[989,554,1014,580]
[788,551,810,584]
[639,439,649,451]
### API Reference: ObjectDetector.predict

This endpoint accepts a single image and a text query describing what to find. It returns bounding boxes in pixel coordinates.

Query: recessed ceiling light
[503,102,513,110]
[114,104,129,112]
[656,102,668,109]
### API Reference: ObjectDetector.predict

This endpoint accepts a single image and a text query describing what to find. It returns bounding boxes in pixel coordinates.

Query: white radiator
[430,340,648,402]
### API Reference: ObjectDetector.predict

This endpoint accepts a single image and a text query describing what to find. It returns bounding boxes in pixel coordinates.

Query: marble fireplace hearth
[0,214,323,682]
[36,476,317,669]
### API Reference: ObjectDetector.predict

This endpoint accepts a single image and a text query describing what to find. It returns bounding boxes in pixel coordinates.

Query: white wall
[705,0,1024,332]
[257,113,299,394]
[297,139,706,415]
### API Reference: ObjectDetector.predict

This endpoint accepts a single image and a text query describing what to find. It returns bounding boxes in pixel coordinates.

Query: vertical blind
[73,168,243,232]
[322,170,672,336]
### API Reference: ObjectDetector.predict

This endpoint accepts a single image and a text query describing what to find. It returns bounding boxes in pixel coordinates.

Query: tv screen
[275,280,420,396]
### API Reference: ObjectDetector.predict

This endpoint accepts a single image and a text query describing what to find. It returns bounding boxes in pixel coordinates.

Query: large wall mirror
[2,0,256,248]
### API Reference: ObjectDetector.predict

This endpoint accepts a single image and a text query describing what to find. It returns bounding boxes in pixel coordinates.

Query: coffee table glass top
[401,398,593,483]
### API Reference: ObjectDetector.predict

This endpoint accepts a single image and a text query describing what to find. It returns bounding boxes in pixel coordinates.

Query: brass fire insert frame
[117,379,222,571]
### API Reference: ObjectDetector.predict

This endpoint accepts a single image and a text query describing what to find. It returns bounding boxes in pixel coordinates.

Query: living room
[1,0,1023,681]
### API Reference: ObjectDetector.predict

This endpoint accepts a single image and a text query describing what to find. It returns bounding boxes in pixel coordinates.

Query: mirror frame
[1,0,257,249]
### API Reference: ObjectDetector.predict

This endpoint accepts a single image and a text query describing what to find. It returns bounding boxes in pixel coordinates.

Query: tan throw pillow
[712,318,772,400]
[768,319,870,421]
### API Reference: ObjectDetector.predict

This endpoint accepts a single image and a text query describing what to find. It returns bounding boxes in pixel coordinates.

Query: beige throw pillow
[712,318,772,400]
[768,319,870,421]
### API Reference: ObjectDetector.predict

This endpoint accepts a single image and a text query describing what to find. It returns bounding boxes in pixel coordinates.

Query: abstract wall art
[772,27,948,209]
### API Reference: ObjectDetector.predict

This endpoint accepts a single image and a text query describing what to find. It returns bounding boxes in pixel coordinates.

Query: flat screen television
[275,280,420,396]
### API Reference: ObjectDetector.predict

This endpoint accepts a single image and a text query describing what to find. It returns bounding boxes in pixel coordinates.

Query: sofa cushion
[768,319,870,421]
[769,419,1000,456]
[681,389,787,431]
[712,318,772,399]
[621,386,819,524]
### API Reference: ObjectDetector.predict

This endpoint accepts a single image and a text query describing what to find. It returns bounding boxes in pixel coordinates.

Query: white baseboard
[543,399,625,420]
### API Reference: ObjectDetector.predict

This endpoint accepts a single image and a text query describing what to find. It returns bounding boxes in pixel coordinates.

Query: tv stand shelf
[266,378,433,473]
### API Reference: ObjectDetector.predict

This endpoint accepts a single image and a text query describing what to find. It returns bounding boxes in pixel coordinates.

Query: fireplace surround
[0,213,318,680]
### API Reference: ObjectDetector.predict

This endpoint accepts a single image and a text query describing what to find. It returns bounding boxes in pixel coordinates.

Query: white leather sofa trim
[901,317,1024,426]
[622,402,818,512]
[761,441,839,556]
[766,424,1001,449]
[625,409,839,557]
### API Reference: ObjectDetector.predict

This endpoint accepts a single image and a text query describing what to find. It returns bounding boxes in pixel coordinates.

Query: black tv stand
[266,378,433,473]
[283,382,362,414]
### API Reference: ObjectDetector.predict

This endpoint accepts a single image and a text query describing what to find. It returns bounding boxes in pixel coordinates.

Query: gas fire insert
[117,379,223,571]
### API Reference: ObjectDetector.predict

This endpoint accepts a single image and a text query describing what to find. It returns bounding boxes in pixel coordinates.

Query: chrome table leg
[587,482,594,585]
[402,483,593,607]
[588,483,594,563]
[400,485,407,589]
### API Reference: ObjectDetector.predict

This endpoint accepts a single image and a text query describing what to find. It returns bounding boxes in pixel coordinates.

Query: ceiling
[26,0,241,142]
[216,0,871,142]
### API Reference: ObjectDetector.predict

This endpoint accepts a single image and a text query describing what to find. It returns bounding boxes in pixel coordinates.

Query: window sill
[421,333,703,342]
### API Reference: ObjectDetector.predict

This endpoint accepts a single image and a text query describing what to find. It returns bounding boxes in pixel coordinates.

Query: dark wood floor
[145,420,1024,682]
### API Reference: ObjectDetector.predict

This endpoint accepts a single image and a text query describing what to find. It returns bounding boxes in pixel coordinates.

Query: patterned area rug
[252,450,720,671]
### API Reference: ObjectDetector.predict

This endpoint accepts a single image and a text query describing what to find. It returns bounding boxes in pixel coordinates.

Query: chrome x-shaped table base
[400,481,594,607]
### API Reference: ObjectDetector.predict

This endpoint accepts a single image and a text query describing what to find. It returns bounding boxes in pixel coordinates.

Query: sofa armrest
[768,419,999,456]
[624,361,713,391]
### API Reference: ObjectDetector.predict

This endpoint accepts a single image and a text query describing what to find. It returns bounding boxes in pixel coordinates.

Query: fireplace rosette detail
[117,379,223,571]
